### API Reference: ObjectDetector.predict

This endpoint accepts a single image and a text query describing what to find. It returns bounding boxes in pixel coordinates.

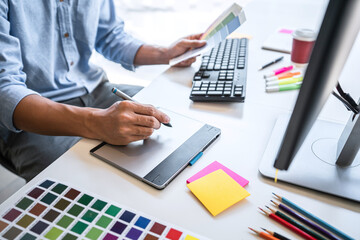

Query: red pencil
[259,208,317,240]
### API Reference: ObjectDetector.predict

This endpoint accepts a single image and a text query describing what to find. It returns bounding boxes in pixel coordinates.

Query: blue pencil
[273,193,354,240]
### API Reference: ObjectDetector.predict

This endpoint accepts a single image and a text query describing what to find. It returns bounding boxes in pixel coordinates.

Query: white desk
[1,0,360,239]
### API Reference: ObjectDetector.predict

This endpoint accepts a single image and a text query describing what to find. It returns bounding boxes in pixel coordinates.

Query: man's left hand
[166,33,206,67]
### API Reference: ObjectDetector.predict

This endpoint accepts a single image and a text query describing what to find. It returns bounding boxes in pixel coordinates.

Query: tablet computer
[90,109,221,189]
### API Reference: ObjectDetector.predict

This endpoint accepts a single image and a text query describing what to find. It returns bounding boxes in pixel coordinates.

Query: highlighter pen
[266,77,303,87]
[112,87,172,127]
[265,71,301,81]
[266,82,302,93]
[264,65,294,78]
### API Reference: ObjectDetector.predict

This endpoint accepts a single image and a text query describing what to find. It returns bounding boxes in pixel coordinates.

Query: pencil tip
[248,227,258,234]
[261,227,266,231]
[272,192,281,199]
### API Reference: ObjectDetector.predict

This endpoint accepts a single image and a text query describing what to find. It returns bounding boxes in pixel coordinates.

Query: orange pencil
[249,227,280,240]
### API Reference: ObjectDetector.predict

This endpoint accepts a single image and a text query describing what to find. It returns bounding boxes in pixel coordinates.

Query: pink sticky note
[186,161,249,187]
[278,28,293,34]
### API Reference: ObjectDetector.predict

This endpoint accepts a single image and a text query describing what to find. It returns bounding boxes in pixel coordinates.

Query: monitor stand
[259,114,360,202]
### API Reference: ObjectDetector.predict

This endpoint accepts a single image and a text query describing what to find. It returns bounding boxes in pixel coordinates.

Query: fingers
[133,114,161,129]
[174,57,197,67]
[132,103,170,124]
[180,39,206,49]
[187,33,204,40]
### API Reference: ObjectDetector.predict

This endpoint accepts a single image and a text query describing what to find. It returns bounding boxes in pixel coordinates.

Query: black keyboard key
[207,91,223,95]
[192,91,207,95]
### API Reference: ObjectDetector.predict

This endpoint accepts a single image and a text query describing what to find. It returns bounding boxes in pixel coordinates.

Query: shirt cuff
[1,84,40,133]
[116,38,144,71]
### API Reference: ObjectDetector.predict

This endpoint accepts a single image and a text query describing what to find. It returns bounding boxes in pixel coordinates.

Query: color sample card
[187,169,250,216]
[0,179,208,240]
[169,3,246,66]
[186,161,249,187]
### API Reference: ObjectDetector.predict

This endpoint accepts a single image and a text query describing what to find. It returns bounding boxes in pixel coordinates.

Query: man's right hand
[14,95,170,146]
[87,100,171,145]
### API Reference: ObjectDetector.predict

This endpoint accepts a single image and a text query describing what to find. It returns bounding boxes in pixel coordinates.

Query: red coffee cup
[291,29,317,66]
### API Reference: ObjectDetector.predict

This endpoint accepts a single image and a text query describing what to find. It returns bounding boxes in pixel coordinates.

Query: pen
[266,77,303,87]
[265,71,301,81]
[266,82,302,93]
[258,56,284,70]
[112,87,172,127]
[264,65,293,78]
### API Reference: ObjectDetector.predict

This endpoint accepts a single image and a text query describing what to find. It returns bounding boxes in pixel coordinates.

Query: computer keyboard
[190,38,248,102]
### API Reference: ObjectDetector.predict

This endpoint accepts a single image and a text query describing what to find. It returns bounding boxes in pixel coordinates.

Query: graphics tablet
[90,109,221,189]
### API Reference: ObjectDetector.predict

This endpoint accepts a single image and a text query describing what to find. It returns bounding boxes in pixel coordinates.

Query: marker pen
[266,82,302,93]
[265,71,301,81]
[264,65,294,78]
[266,77,303,87]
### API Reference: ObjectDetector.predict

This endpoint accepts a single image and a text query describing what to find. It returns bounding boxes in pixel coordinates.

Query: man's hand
[134,33,206,67]
[87,101,170,145]
[14,95,170,146]
[166,33,206,67]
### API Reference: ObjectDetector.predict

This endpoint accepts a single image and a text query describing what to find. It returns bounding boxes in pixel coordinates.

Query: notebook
[262,28,293,54]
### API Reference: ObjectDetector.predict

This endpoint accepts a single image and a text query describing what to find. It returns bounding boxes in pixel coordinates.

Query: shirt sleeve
[95,0,144,71]
[0,0,39,133]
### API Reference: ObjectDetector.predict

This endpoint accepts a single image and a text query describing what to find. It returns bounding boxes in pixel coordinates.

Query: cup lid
[293,28,317,41]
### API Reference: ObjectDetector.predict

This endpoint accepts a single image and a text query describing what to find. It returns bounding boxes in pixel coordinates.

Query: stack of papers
[169,3,246,66]
[186,161,250,216]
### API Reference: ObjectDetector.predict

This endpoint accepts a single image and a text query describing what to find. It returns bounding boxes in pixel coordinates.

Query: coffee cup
[291,29,317,66]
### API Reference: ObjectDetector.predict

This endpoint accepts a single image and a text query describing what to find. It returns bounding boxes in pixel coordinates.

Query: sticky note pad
[187,169,250,216]
[186,161,249,187]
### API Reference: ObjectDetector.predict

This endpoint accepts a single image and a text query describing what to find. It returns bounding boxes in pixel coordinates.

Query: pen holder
[291,29,317,67]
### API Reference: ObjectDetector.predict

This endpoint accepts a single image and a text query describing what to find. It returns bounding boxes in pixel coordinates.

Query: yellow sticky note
[184,235,199,240]
[187,169,250,216]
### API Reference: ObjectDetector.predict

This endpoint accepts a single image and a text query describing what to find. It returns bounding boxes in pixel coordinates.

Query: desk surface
[1,0,360,239]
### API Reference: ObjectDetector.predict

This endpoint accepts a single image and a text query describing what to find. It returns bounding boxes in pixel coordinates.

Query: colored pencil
[261,228,291,240]
[271,200,340,240]
[266,206,327,240]
[272,193,354,240]
[259,207,316,240]
[248,227,280,240]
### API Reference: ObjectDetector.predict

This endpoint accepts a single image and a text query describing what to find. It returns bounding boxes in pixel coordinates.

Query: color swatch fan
[0,179,210,240]
[169,3,246,66]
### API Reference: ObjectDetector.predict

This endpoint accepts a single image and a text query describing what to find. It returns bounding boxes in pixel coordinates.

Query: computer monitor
[259,0,360,202]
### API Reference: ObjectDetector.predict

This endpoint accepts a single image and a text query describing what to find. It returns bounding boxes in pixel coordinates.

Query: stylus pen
[111,87,172,127]
[271,200,340,240]
[258,56,284,70]
[273,193,355,240]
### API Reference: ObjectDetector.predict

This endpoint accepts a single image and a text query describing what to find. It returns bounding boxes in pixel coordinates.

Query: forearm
[13,94,97,138]
[133,44,170,65]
